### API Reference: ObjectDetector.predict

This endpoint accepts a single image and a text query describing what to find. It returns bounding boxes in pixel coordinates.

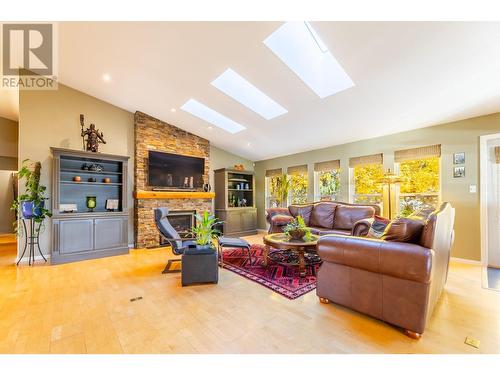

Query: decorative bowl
[287,228,306,240]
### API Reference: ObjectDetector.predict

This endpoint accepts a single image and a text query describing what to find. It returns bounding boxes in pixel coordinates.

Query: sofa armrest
[266,207,291,223]
[317,235,433,283]
[351,217,374,237]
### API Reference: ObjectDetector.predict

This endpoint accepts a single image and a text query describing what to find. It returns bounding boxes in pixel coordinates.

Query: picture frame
[453,166,465,178]
[453,152,465,164]
[106,199,119,211]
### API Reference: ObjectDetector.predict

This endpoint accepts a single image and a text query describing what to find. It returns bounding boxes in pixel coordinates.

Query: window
[349,154,384,205]
[352,164,384,204]
[265,168,282,208]
[288,165,308,205]
[398,157,440,216]
[289,174,308,204]
[315,170,341,201]
[395,145,441,216]
[313,160,341,201]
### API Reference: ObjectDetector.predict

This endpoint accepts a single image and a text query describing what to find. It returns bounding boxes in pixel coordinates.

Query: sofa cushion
[367,215,391,239]
[288,204,314,225]
[309,202,337,229]
[334,205,376,230]
[382,217,425,244]
[318,229,351,236]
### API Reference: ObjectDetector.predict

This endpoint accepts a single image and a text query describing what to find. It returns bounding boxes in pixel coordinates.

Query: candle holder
[86,196,97,212]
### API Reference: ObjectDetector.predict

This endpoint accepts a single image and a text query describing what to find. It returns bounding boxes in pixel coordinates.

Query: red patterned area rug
[221,244,320,300]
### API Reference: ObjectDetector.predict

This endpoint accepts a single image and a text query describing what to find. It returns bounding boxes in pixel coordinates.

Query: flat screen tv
[148,151,205,189]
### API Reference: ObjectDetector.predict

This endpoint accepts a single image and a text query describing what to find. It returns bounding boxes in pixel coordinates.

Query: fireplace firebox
[159,210,196,245]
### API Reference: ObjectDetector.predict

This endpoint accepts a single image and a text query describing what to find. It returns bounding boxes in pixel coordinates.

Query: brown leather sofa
[316,202,455,338]
[266,201,381,237]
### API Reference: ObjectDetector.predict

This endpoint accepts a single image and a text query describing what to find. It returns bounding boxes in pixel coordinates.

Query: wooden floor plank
[0,235,499,354]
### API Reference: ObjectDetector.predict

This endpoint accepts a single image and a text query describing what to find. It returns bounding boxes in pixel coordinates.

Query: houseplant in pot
[275,174,290,208]
[190,211,222,250]
[181,211,222,286]
[283,215,312,241]
[11,159,52,235]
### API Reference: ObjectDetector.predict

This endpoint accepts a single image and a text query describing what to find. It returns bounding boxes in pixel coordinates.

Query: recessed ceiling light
[170,108,176,113]
[263,21,354,98]
[102,73,111,82]
[207,126,213,131]
[180,99,246,134]
[211,68,287,120]
[246,142,251,147]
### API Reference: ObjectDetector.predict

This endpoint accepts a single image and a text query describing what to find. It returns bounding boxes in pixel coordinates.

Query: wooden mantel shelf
[135,190,215,200]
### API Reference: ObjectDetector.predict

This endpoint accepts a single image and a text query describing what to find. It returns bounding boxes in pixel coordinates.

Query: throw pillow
[367,215,391,239]
[382,217,425,244]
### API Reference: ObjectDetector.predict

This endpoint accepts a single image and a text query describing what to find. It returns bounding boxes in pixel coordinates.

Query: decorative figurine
[80,114,106,152]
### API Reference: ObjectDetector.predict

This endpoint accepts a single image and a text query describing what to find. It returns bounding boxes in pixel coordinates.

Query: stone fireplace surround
[134,111,212,248]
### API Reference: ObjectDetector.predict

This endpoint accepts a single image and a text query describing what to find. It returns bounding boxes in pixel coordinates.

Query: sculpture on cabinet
[80,114,107,152]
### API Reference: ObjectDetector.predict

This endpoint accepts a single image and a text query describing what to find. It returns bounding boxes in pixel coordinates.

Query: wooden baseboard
[450,257,482,266]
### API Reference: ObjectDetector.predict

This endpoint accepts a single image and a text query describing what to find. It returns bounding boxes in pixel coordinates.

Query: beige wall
[0,116,18,158]
[19,84,135,254]
[209,145,254,182]
[255,112,500,261]
[18,84,252,255]
[0,116,18,233]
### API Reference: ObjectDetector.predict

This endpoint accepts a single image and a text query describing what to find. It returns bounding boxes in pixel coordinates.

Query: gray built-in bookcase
[51,148,129,264]
[214,168,257,237]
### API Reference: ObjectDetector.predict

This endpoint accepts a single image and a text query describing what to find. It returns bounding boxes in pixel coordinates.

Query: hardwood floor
[0,233,499,354]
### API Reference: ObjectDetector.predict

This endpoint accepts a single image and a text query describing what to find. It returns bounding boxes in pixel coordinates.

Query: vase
[21,201,44,219]
[86,196,97,212]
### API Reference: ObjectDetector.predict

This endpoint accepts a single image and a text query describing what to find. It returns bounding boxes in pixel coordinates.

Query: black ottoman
[181,246,219,286]
[217,237,252,267]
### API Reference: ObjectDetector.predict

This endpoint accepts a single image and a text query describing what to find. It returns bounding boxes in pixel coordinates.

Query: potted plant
[190,211,222,250]
[283,215,312,241]
[11,159,52,235]
[181,211,222,286]
[275,174,290,208]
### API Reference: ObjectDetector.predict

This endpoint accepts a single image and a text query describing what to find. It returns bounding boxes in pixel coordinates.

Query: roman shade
[265,168,283,177]
[349,154,383,168]
[287,164,308,175]
[394,144,441,163]
[495,146,500,163]
[314,159,340,172]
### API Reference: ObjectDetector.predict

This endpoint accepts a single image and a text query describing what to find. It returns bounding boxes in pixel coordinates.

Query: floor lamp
[378,169,403,219]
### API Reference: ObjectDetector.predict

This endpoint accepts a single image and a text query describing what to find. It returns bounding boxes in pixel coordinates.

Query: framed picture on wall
[453,166,465,178]
[453,152,465,164]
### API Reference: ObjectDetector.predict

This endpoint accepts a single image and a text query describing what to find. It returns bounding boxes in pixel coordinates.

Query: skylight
[211,68,287,120]
[180,99,246,134]
[263,22,354,99]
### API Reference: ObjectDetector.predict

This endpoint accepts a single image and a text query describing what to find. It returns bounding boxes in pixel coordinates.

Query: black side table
[17,218,47,266]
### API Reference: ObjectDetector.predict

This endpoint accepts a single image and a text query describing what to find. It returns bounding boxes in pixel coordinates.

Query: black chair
[154,207,196,274]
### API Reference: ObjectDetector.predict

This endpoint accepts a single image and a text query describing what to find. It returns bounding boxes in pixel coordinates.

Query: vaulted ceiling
[4,22,500,160]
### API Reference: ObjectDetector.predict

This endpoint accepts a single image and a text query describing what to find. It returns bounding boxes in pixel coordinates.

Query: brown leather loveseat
[266,201,381,237]
[316,202,455,338]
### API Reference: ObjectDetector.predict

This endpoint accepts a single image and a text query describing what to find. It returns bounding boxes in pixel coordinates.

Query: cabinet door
[225,211,242,234]
[94,217,127,250]
[242,209,257,231]
[59,219,94,254]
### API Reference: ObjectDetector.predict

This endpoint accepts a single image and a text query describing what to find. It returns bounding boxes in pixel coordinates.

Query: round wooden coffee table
[263,233,320,277]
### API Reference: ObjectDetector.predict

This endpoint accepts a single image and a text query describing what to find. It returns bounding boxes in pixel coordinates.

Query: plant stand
[181,246,219,286]
[17,218,47,266]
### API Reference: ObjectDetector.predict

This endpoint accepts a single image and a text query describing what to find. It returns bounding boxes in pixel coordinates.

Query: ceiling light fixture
[102,73,111,82]
[211,68,287,120]
[263,22,354,98]
[170,108,176,113]
[181,99,246,134]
